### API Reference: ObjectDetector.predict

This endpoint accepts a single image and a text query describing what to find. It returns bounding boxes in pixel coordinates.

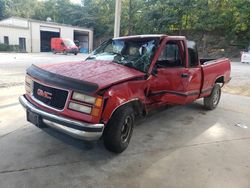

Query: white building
[0,17,93,53]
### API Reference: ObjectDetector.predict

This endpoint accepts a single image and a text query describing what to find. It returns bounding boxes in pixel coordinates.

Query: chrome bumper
[19,95,104,141]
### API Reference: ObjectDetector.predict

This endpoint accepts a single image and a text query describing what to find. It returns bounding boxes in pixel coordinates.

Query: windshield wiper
[111,59,123,65]
[86,56,96,60]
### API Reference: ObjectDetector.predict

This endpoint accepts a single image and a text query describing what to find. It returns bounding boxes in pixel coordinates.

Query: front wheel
[204,84,221,110]
[103,106,134,153]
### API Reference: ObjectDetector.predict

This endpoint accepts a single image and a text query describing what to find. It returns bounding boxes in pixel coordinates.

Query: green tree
[1,0,250,50]
[4,0,39,18]
[0,0,6,19]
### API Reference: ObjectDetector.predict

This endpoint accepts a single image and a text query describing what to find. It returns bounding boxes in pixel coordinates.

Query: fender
[200,75,225,98]
[101,80,147,124]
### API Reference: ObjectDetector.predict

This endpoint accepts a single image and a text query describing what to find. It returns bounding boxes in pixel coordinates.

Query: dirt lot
[0,53,250,188]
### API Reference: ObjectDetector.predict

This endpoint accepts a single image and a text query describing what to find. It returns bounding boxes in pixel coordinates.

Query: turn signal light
[95,98,103,107]
[91,107,100,117]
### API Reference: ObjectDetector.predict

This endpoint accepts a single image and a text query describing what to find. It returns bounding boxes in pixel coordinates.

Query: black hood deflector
[27,64,99,93]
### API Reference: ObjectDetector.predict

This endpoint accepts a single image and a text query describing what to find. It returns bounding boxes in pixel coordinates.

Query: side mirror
[151,67,158,76]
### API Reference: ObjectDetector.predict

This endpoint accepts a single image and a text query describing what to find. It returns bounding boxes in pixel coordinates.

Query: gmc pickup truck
[19,35,231,153]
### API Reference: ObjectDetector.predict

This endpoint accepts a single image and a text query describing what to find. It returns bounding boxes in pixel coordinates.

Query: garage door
[40,26,60,52]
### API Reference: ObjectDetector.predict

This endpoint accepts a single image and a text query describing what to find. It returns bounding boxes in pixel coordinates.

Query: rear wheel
[74,52,78,55]
[103,106,134,153]
[204,84,221,110]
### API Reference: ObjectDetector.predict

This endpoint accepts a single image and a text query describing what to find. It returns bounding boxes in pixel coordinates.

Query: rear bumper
[19,95,104,141]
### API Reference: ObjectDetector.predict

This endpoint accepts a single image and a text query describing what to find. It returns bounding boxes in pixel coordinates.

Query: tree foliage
[0,0,5,19]
[0,0,250,49]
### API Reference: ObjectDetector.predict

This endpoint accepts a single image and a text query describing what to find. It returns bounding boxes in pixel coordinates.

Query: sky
[38,0,83,5]
[70,0,82,5]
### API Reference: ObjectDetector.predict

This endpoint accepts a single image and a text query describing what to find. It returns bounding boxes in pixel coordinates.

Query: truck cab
[20,34,231,153]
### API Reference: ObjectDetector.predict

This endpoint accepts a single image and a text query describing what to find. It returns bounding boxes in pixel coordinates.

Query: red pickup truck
[19,35,231,153]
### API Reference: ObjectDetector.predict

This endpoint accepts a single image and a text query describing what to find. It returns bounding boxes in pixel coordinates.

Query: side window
[157,41,184,67]
[187,41,199,67]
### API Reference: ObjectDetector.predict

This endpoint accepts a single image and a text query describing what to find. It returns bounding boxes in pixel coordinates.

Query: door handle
[181,73,189,78]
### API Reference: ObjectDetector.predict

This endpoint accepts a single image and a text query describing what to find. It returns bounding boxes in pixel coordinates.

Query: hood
[38,60,145,90]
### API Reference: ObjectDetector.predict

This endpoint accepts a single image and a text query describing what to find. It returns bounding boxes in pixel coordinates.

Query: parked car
[19,34,231,153]
[51,38,79,55]
[241,47,250,63]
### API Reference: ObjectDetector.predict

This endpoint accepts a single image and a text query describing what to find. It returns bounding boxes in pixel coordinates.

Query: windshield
[63,39,76,47]
[88,37,159,73]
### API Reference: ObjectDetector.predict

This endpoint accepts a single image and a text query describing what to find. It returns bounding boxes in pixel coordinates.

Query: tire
[74,52,78,55]
[63,50,67,55]
[204,84,221,110]
[52,49,56,54]
[103,106,134,153]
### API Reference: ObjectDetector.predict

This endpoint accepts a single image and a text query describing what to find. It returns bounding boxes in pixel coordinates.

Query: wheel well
[109,100,144,120]
[103,99,145,130]
[215,76,224,83]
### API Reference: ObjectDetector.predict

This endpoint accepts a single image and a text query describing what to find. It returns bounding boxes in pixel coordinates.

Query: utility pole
[128,0,132,35]
[114,0,122,38]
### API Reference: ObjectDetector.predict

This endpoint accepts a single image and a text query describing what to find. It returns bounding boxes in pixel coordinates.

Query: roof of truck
[113,34,186,40]
[114,34,167,40]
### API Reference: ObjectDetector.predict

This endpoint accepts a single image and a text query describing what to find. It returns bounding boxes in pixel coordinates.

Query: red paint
[40,60,145,91]
[25,35,231,126]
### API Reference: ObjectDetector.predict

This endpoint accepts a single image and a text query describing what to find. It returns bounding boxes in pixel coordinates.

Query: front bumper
[19,95,104,141]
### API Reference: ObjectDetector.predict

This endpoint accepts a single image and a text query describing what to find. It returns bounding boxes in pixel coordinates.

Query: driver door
[148,39,201,105]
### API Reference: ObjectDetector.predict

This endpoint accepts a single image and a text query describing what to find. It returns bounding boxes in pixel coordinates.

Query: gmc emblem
[37,89,52,99]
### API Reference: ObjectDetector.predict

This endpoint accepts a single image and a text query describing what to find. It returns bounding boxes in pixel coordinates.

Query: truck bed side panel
[200,58,231,97]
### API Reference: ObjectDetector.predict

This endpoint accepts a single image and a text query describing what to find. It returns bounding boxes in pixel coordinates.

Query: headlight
[25,74,33,93]
[25,84,32,93]
[25,74,33,86]
[72,92,96,104]
[68,102,92,114]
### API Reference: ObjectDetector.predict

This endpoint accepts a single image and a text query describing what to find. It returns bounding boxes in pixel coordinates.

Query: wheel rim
[212,89,220,106]
[121,116,132,143]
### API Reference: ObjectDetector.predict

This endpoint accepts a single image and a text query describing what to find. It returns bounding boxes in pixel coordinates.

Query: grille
[33,82,68,110]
